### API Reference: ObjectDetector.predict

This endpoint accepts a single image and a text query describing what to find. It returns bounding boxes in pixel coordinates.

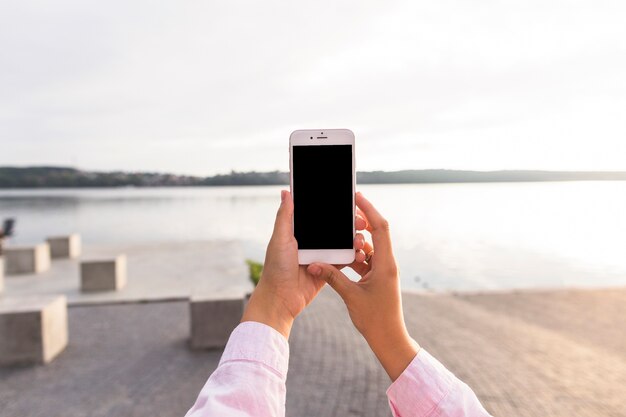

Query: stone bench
[4,243,51,275]
[0,295,68,366]
[80,255,127,292]
[46,234,81,259]
[190,292,245,349]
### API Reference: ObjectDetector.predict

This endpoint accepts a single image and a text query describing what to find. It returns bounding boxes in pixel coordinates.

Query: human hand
[307,192,420,381]
[242,190,367,339]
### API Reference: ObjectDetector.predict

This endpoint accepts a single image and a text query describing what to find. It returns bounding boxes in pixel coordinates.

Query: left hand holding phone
[241,190,367,339]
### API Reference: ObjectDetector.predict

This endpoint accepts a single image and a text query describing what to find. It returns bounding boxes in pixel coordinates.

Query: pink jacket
[186,322,491,417]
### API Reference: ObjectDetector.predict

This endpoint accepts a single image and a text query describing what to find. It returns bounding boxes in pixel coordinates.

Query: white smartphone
[289,129,356,265]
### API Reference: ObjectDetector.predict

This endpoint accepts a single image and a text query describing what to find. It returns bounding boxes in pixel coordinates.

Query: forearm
[359,314,420,382]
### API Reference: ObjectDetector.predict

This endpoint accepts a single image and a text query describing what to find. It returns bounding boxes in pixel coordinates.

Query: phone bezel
[289,129,356,265]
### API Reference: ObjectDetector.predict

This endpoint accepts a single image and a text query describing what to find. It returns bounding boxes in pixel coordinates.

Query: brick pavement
[450,289,626,416]
[1,287,625,416]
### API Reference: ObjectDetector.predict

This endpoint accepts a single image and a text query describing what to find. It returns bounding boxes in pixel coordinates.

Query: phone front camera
[310,136,313,139]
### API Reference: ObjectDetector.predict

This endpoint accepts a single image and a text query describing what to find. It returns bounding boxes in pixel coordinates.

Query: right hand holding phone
[307,192,420,381]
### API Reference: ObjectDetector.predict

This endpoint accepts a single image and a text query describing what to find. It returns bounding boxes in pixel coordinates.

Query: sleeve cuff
[386,349,455,416]
[219,321,290,377]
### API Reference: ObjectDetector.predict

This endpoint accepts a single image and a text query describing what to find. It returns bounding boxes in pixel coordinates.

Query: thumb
[272,190,294,239]
[308,263,354,300]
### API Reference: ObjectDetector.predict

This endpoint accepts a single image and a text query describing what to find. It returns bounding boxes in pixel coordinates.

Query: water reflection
[1,183,625,291]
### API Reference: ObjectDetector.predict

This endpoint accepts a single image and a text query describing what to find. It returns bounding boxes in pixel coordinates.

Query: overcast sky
[2,0,625,175]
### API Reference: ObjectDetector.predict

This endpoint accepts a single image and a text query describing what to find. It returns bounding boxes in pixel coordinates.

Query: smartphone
[289,129,356,265]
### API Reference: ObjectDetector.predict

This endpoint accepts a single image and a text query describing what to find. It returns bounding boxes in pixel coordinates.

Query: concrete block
[4,244,51,275]
[0,295,68,366]
[46,234,81,259]
[80,255,127,292]
[190,292,245,349]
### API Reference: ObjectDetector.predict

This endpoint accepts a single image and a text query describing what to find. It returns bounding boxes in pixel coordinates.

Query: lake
[1,182,625,291]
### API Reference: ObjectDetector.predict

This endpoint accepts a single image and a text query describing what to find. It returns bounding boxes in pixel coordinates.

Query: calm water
[1,182,625,292]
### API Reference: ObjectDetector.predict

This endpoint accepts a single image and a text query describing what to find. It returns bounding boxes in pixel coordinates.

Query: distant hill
[0,167,201,188]
[0,167,288,188]
[1,166,626,188]
[357,170,626,183]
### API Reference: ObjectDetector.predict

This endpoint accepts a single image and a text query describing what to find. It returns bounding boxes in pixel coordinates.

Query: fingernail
[281,190,286,202]
[309,265,321,276]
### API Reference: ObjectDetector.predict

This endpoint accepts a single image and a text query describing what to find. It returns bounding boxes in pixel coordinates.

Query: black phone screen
[292,144,353,249]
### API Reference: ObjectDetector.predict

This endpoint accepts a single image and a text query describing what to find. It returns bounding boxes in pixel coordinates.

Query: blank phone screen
[292,144,353,249]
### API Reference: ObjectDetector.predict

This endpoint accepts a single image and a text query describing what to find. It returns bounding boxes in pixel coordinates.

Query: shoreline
[3,178,626,191]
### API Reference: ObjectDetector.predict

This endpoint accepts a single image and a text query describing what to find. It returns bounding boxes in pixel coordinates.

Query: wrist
[241,285,294,339]
[365,324,420,381]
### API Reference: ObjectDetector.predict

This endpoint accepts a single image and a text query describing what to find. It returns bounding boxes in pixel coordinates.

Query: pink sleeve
[185,321,289,417]
[387,349,492,417]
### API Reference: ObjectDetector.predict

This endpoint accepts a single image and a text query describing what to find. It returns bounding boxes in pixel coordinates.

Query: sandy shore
[1,286,625,416]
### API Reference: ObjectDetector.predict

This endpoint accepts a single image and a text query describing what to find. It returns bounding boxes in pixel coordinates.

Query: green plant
[245,259,263,286]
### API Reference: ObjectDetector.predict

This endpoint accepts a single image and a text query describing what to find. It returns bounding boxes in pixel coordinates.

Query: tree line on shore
[1,166,626,188]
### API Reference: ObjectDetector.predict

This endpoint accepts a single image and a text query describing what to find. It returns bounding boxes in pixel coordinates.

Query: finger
[363,241,373,256]
[356,207,368,228]
[272,190,294,239]
[355,192,393,258]
[335,248,364,270]
[355,215,367,231]
[345,234,365,270]
[354,233,365,251]
[347,259,371,276]
[308,263,355,300]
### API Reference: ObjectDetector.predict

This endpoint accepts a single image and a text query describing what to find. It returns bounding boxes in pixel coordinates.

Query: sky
[1,0,625,176]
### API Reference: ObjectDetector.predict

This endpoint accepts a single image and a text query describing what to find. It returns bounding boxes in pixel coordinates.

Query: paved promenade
[3,241,251,305]
[1,287,625,416]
